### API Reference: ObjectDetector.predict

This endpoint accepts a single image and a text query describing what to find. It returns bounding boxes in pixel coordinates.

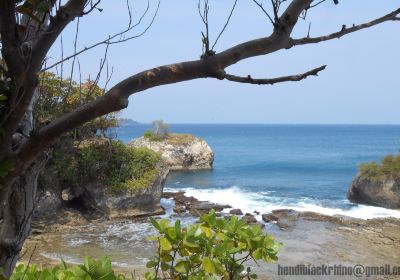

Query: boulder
[242,213,257,224]
[348,174,400,209]
[262,213,279,223]
[129,134,214,170]
[229,208,243,215]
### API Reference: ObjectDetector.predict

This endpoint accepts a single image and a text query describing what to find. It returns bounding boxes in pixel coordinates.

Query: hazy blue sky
[50,0,400,124]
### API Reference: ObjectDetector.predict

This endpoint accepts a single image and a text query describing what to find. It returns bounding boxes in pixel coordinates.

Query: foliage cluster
[2,256,134,280]
[144,120,169,141]
[146,210,281,280]
[359,154,400,180]
[52,140,161,194]
[35,72,117,136]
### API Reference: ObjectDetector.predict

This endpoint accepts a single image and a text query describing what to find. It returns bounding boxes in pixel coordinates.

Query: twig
[224,65,326,85]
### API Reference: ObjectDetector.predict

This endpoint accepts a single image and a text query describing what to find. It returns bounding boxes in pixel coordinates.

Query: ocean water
[117,124,400,219]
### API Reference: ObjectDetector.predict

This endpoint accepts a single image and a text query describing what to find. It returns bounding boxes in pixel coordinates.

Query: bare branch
[252,0,275,26]
[224,65,326,85]
[30,0,88,72]
[82,0,102,15]
[293,7,400,45]
[41,0,158,71]
[211,0,238,50]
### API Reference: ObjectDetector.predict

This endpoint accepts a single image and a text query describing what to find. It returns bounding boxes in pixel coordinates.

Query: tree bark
[0,157,45,278]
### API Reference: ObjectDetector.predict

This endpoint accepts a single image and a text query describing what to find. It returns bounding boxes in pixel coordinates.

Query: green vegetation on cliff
[52,140,162,194]
[359,154,400,180]
[36,73,162,194]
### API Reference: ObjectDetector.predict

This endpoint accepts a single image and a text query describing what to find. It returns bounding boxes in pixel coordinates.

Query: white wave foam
[165,187,400,220]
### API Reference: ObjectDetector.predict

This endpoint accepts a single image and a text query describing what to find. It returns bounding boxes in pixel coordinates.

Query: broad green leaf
[146,260,158,268]
[174,261,189,274]
[160,237,172,251]
[202,257,215,274]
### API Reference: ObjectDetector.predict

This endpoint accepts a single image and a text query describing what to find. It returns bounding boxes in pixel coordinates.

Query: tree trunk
[0,157,45,277]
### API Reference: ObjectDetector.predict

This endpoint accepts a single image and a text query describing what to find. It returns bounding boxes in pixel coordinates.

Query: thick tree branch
[0,0,88,154]
[0,0,24,78]
[292,8,400,46]
[30,0,88,72]
[224,65,326,85]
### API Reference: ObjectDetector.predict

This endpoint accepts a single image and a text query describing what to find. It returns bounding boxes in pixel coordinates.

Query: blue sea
[117,124,400,219]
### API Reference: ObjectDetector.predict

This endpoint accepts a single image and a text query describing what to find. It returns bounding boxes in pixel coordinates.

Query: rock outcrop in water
[348,174,400,209]
[129,134,214,170]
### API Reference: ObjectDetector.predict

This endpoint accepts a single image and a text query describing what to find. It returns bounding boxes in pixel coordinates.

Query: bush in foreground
[146,210,281,279]
[1,257,134,280]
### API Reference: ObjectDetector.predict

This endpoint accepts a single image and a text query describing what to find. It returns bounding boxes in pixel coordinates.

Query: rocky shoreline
[22,190,400,280]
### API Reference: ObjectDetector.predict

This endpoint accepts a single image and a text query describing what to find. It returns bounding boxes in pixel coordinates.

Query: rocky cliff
[129,134,214,170]
[348,174,400,209]
[35,163,169,221]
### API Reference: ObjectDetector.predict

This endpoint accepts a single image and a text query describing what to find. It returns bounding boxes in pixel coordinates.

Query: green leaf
[252,248,263,260]
[174,261,189,274]
[149,217,161,231]
[0,94,7,101]
[160,237,172,251]
[158,219,171,232]
[202,257,215,274]
[146,260,158,268]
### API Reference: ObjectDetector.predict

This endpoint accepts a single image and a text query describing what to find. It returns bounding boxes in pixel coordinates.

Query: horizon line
[119,121,400,126]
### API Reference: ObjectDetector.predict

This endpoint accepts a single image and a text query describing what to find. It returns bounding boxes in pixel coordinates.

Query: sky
[49,0,400,124]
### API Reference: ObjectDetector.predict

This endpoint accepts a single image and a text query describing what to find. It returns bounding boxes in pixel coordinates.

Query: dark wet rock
[348,174,400,209]
[190,202,226,217]
[229,208,243,215]
[163,191,198,206]
[173,205,186,214]
[262,213,279,223]
[164,191,230,217]
[242,213,257,224]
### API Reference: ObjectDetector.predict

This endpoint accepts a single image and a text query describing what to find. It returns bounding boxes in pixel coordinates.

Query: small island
[348,154,400,209]
[129,121,214,171]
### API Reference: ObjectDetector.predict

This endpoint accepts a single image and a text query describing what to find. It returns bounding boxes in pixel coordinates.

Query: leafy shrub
[144,131,155,139]
[52,140,162,194]
[359,154,400,180]
[5,256,135,280]
[143,121,169,141]
[146,210,281,280]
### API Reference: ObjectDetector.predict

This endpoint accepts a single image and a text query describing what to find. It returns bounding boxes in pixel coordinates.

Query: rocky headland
[347,155,400,209]
[129,134,214,170]
[348,174,400,209]
[33,134,215,225]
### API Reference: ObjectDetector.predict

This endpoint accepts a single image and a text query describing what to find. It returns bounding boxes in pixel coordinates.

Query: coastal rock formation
[348,174,400,209]
[129,134,214,170]
[163,191,230,216]
[35,163,169,222]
